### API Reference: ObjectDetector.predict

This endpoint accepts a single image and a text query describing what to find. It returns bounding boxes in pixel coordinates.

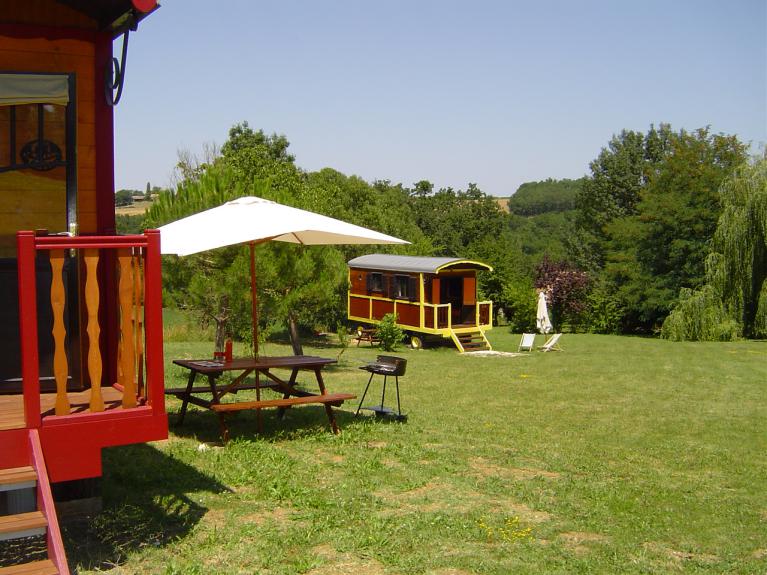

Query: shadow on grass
[63,442,231,571]
[167,402,403,444]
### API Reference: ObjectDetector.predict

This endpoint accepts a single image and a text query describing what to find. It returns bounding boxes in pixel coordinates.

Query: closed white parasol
[536,291,553,334]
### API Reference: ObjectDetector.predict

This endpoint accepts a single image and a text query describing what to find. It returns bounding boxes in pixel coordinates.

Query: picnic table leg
[315,368,339,434]
[276,368,300,420]
[255,370,263,433]
[218,413,230,444]
[177,370,197,425]
[205,373,230,442]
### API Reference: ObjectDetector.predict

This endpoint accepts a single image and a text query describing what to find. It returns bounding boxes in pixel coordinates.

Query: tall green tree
[575,125,747,332]
[507,178,582,216]
[575,124,673,269]
[662,158,767,340]
[603,128,747,331]
[409,182,507,257]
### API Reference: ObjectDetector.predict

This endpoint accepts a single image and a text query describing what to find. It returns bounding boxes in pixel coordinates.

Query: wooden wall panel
[424,307,434,328]
[463,275,476,306]
[0,33,98,232]
[0,1,97,30]
[431,277,441,304]
[349,296,369,319]
[349,268,367,295]
[372,300,394,321]
[396,302,420,328]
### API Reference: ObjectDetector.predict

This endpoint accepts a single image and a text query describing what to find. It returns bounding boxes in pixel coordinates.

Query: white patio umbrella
[158,196,409,355]
[536,291,553,334]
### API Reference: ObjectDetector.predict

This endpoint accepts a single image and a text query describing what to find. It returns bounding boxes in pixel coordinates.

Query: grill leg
[355,372,375,417]
[380,375,388,412]
[395,376,402,417]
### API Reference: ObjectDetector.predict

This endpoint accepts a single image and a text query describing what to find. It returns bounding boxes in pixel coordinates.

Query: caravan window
[368,272,384,293]
[393,275,409,299]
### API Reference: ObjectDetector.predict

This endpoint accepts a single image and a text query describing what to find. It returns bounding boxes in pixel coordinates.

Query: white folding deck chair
[538,333,562,352]
[518,333,536,352]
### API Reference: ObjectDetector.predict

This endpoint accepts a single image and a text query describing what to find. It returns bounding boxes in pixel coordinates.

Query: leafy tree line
[143,120,754,343]
[507,178,582,216]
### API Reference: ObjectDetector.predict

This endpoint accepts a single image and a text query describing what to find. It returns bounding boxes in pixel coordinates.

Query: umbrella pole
[250,241,263,433]
[250,242,259,358]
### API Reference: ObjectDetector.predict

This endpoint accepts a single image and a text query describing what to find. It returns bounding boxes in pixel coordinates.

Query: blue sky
[114,0,766,196]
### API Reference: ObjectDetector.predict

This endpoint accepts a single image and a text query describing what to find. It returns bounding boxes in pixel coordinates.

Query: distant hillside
[115,199,154,216]
[507,178,583,216]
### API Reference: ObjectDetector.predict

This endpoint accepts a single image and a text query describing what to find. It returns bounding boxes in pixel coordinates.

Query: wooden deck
[0,387,124,431]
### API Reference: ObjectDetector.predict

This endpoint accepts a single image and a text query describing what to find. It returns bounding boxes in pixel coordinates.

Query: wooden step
[0,467,36,492]
[0,559,58,575]
[0,512,47,540]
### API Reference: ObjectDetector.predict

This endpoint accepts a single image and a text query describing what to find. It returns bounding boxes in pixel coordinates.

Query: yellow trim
[419,273,424,329]
[434,259,493,273]
[348,284,493,340]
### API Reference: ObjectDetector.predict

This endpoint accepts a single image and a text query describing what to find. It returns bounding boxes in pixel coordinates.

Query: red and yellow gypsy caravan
[347,254,494,352]
[0,2,167,573]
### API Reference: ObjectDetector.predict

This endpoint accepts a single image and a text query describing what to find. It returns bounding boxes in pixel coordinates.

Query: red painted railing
[16,230,165,427]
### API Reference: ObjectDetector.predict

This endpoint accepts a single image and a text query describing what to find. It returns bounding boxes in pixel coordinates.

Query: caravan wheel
[409,334,424,349]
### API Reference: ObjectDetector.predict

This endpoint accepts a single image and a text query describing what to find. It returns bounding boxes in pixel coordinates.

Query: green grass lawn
[66,330,767,574]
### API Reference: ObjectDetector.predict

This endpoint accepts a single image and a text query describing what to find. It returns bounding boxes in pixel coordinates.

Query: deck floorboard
[0,387,124,431]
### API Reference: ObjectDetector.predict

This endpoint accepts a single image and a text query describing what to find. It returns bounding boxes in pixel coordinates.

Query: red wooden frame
[16,229,167,482]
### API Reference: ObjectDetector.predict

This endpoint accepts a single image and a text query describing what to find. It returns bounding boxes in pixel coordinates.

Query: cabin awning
[348,254,493,274]
[0,75,69,107]
[55,0,159,35]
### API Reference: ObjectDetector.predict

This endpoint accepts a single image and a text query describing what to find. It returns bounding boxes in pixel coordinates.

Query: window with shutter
[408,276,418,301]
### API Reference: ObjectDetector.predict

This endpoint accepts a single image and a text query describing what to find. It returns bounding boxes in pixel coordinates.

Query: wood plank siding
[0,1,98,30]
[0,17,99,235]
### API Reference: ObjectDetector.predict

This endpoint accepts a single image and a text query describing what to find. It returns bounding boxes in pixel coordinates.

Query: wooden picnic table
[355,327,380,347]
[169,355,355,441]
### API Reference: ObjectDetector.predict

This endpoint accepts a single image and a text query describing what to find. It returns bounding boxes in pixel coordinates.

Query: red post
[250,242,259,358]
[143,230,165,418]
[17,231,41,429]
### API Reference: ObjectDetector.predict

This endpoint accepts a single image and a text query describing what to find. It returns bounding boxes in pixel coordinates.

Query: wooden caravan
[0,2,165,573]
[347,254,493,352]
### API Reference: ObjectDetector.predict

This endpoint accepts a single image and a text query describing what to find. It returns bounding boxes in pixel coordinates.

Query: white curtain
[0,74,69,107]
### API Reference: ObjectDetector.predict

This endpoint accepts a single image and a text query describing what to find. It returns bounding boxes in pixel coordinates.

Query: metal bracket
[104,28,131,107]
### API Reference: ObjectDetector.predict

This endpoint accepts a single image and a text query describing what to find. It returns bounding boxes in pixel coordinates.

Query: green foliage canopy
[663,158,767,340]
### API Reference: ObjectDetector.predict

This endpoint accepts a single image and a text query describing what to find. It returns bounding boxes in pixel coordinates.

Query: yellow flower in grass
[477,516,534,543]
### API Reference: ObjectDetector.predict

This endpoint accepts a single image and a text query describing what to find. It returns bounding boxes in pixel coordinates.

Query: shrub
[661,287,740,341]
[586,279,623,334]
[376,313,403,352]
[502,279,537,332]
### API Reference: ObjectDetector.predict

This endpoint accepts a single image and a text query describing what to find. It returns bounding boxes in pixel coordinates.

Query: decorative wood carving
[49,250,69,416]
[117,248,136,408]
[83,248,103,412]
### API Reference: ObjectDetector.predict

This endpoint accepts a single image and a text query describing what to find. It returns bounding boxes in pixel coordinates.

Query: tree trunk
[214,318,226,353]
[288,313,303,356]
[214,295,229,353]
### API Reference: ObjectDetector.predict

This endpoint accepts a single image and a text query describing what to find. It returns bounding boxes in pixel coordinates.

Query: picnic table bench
[170,356,355,442]
[355,327,380,347]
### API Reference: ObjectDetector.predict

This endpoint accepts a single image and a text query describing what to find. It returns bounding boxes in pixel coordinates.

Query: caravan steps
[0,431,68,575]
[454,330,491,352]
[0,512,47,540]
[0,468,36,492]
[0,560,58,575]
